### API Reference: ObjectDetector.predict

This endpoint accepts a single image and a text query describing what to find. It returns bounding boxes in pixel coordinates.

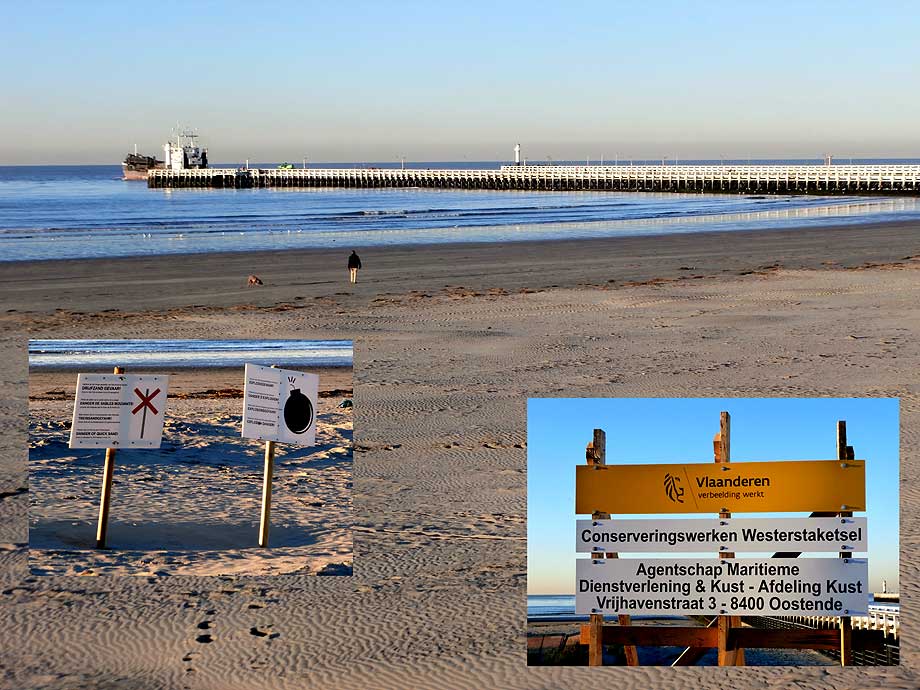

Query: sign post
[242,363,319,547]
[96,366,123,549]
[837,420,855,666]
[584,429,638,666]
[715,412,743,665]
[259,439,276,548]
[69,367,169,549]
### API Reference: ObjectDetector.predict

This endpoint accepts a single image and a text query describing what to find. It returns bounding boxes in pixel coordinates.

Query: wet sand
[0,221,918,688]
[1,220,919,315]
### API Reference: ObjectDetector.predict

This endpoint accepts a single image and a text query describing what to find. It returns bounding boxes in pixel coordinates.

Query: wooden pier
[148,164,920,195]
[747,609,900,666]
[792,607,900,641]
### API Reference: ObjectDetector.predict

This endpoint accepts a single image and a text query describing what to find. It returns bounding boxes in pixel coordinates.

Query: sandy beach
[1,221,918,688]
[28,368,353,577]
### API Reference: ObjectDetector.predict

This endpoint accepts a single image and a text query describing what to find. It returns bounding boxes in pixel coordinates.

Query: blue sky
[3,1,919,163]
[528,398,899,595]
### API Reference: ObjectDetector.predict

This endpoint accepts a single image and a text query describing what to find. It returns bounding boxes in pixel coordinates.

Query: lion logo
[664,472,684,504]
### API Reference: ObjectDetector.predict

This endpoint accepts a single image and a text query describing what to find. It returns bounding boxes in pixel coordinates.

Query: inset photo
[28,339,353,577]
[527,398,899,667]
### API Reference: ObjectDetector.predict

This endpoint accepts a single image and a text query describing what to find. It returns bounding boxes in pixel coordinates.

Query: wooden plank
[717,615,735,662]
[586,430,605,667]
[585,429,638,666]
[715,412,743,666]
[719,411,730,467]
[671,617,717,666]
[580,625,719,648]
[611,559,639,665]
[734,627,887,652]
[595,626,889,652]
[730,628,840,650]
[837,420,854,667]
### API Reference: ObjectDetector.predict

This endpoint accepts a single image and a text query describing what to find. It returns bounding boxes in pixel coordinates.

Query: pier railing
[148,164,920,194]
[745,609,899,666]
[783,606,900,640]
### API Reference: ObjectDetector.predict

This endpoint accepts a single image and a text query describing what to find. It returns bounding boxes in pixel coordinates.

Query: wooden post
[837,420,854,666]
[95,365,124,549]
[586,431,604,667]
[258,439,276,547]
[585,429,638,666]
[258,364,281,548]
[715,411,744,666]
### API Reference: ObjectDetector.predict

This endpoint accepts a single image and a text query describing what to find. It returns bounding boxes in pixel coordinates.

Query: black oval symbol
[283,388,314,434]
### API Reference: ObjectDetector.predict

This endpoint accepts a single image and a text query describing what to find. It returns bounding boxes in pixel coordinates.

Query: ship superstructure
[163,129,208,171]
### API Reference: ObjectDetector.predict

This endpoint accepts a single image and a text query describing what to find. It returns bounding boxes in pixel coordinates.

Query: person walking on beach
[348,250,362,284]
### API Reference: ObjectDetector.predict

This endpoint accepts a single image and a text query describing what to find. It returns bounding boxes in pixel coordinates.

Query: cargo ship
[122,145,164,180]
[122,129,208,180]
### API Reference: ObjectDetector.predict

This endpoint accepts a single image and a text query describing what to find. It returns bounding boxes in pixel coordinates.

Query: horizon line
[5,156,920,168]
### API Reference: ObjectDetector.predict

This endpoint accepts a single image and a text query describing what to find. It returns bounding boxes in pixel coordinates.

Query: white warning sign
[69,374,169,449]
[242,364,318,446]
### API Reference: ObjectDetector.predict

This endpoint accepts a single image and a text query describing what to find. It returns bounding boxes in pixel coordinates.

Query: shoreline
[2,219,920,315]
[4,217,919,267]
[28,362,354,372]
[29,367,354,399]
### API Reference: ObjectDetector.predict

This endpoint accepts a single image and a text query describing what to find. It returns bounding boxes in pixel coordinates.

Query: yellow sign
[576,460,865,515]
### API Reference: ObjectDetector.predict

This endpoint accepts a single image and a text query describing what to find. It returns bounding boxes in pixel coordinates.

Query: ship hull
[122,166,149,181]
[122,152,165,180]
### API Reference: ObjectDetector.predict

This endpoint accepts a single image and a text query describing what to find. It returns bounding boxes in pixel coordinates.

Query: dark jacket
[348,252,362,269]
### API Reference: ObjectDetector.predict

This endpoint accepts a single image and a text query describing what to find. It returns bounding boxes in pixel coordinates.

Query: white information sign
[242,364,319,446]
[576,557,868,616]
[69,374,169,449]
[577,517,867,554]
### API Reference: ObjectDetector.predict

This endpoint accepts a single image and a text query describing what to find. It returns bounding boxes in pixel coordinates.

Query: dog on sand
[247,274,264,287]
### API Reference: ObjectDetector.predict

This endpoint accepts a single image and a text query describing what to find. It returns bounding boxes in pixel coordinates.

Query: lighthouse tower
[514,143,521,166]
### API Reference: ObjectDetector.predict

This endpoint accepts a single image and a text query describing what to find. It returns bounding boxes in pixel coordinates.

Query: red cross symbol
[132,388,161,415]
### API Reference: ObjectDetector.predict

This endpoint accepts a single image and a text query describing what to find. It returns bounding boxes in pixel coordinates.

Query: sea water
[526,593,898,620]
[3,162,920,262]
[28,339,353,369]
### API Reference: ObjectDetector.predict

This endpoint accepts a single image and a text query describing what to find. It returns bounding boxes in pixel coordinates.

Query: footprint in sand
[182,650,199,682]
[250,626,281,640]
[194,619,214,644]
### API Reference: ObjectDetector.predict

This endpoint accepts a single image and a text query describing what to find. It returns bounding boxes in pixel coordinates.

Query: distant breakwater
[148,164,920,195]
